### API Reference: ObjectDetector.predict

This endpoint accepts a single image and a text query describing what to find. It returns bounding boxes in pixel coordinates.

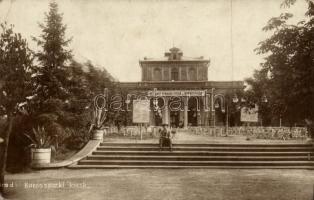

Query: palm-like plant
[24,126,54,148]
[88,107,107,134]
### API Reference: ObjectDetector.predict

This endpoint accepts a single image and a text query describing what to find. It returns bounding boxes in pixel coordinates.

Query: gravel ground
[2,168,314,200]
[1,134,310,200]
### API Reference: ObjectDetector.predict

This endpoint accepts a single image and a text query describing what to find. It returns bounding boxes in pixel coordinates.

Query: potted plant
[89,107,107,141]
[305,118,314,144]
[24,126,54,166]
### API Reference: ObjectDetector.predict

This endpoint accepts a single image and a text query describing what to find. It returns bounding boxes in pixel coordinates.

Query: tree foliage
[0,23,33,195]
[32,1,72,101]
[247,0,314,126]
[0,2,116,189]
[0,24,33,115]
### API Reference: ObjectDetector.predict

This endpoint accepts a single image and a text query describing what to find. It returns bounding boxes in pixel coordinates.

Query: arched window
[171,68,179,81]
[188,67,197,81]
[153,68,162,81]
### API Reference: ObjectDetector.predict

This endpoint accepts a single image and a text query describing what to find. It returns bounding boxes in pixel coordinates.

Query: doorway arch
[188,97,199,126]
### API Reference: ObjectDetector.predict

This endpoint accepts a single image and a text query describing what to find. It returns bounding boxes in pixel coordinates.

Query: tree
[29,1,73,147]
[244,70,272,126]
[32,1,72,103]
[0,23,33,195]
[248,1,314,127]
[29,1,117,151]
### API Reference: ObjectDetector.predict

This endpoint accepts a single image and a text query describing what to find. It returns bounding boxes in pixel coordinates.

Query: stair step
[69,165,314,169]
[93,151,312,156]
[86,155,313,161]
[70,142,314,169]
[97,146,313,152]
[100,143,311,147]
[78,160,314,166]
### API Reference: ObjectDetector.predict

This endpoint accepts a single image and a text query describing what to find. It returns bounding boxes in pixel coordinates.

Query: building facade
[118,47,244,128]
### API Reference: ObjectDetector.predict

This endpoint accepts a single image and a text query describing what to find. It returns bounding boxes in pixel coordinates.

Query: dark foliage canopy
[246,0,314,125]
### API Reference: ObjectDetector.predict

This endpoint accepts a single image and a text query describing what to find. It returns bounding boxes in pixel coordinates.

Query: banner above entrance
[148,90,206,97]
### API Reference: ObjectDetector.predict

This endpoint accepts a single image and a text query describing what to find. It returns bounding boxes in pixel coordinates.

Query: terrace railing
[105,126,308,140]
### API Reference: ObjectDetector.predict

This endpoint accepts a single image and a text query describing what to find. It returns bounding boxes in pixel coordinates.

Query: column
[210,88,215,127]
[162,97,169,125]
[197,110,201,126]
[196,96,201,126]
[184,97,188,129]
[149,107,155,126]
[196,65,199,81]
[179,67,182,81]
[205,110,209,126]
[205,94,210,126]
[200,108,204,126]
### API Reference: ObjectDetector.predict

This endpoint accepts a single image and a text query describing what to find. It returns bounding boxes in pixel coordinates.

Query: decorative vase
[92,129,104,140]
[31,148,51,165]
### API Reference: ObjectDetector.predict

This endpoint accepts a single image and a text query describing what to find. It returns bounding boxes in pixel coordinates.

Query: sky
[0,0,309,82]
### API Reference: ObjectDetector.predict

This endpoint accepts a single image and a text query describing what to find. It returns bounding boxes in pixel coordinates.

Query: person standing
[159,124,172,151]
[305,119,314,140]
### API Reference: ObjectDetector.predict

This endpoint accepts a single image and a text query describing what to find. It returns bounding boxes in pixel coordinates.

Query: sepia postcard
[0,0,314,199]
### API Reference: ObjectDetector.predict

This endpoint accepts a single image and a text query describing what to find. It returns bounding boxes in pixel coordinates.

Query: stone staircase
[69,142,314,169]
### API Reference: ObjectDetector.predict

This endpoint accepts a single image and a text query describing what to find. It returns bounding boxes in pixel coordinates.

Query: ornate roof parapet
[164,47,183,60]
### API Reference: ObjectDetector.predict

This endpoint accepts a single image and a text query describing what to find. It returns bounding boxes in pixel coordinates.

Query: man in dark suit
[159,123,172,151]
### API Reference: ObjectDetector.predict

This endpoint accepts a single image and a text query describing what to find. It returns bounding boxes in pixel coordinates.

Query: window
[181,67,187,80]
[153,68,162,81]
[188,68,197,81]
[171,68,179,81]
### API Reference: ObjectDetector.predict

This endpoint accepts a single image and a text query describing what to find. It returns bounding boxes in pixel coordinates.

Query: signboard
[240,106,259,122]
[133,100,150,123]
[148,90,205,97]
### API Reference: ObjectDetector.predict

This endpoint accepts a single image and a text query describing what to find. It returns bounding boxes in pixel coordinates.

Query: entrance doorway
[188,97,198,126]
[170,111,180,128]
[188,108,197,126]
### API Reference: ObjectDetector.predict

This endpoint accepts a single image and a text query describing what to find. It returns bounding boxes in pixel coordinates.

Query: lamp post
[260,95,268,127]
[214,96,231,136]
[125,94,131,107]
[214,94,229,135]
[214,94,248,136]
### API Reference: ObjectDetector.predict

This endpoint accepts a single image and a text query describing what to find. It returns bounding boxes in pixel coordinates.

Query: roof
[117,81,244,90]
[140,47,210,63]
[140,56,210,62]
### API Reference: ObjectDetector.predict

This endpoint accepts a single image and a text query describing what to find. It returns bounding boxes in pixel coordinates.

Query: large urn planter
[24,126,54,167]
[31,148,51,166]
[92,129,104,141]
